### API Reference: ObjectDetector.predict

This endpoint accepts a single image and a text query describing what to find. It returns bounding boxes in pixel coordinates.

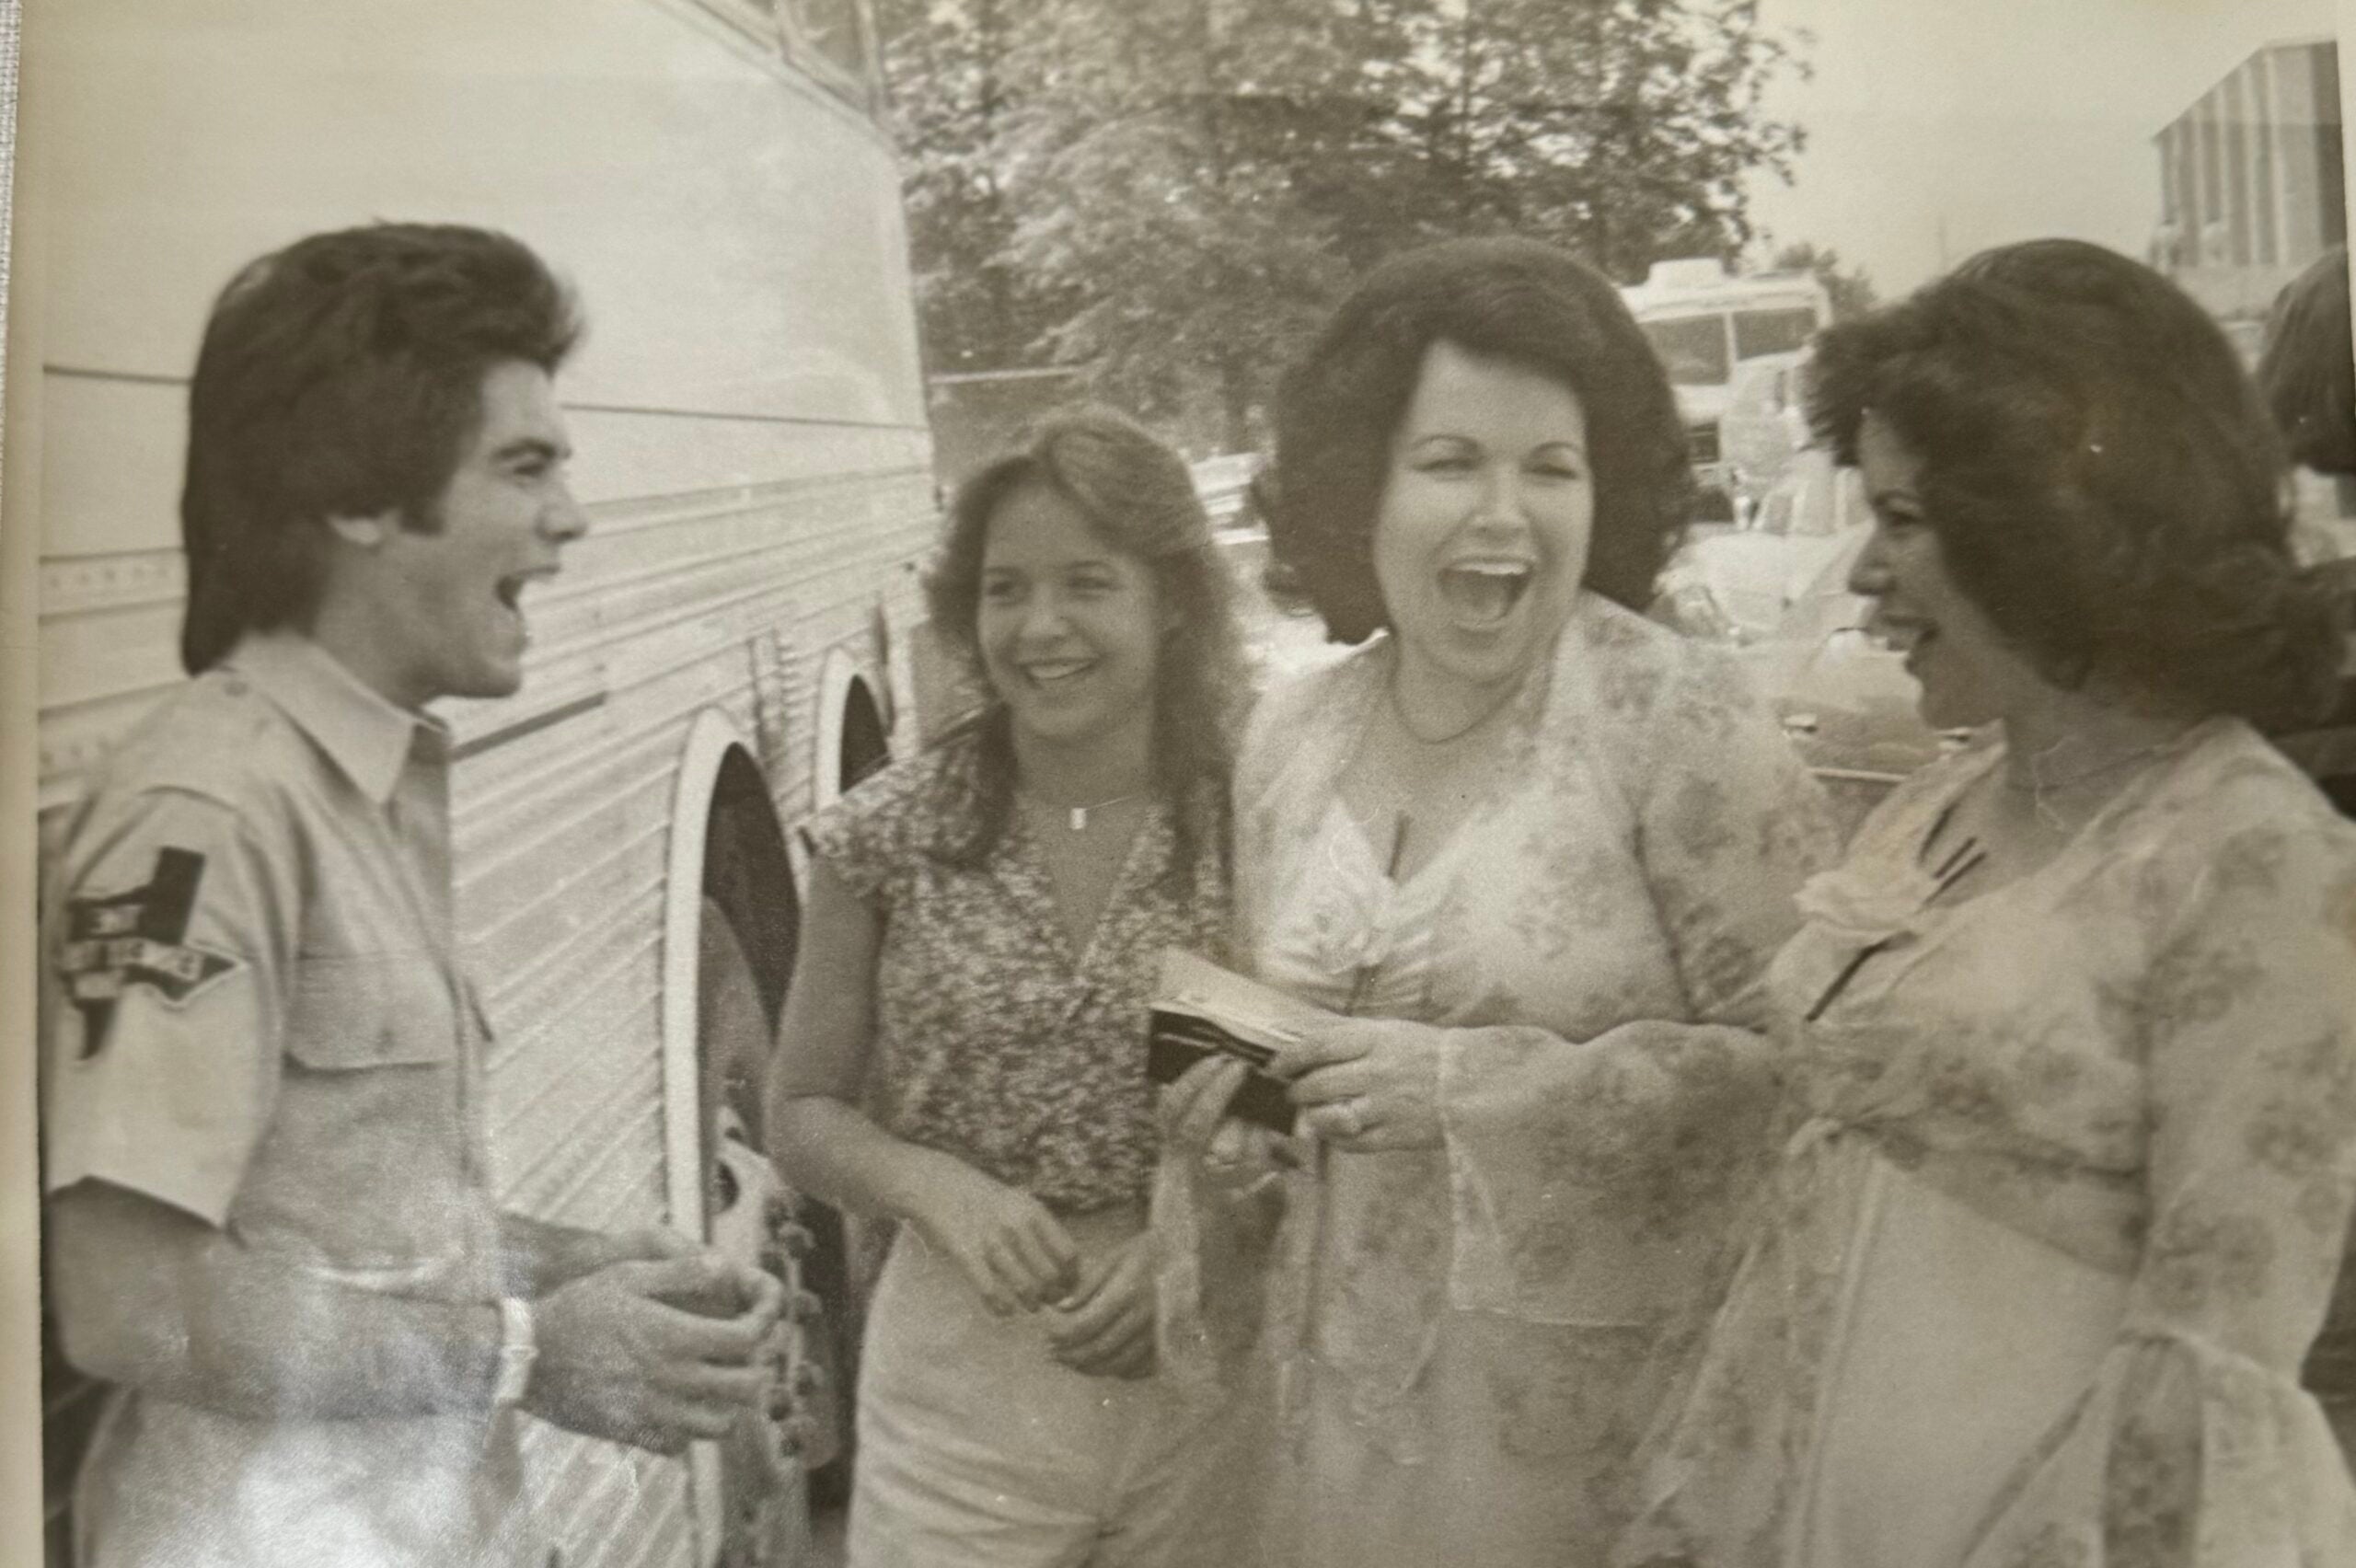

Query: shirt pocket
[284,951,457,1070]
[250,951,472,1275]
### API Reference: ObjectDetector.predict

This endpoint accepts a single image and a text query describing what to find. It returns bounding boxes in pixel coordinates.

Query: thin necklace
[2002,724,2197,830]
[1388,679,1516,747]
[1021,790,1146,832]
[2003,730,2194,795]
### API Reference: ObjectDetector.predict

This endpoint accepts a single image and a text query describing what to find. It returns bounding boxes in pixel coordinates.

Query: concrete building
[2151,37,2344,328]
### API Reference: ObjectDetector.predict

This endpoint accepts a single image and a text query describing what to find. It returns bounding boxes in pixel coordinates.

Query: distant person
[43,223,783,1568]
[766,409,1257,1566]
[1625,239,2356,1568]
[1158,236,1837,1568]
[2259,245,2354,478]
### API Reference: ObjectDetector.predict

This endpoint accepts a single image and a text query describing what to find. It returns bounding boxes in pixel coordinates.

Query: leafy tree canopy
[877,0,1810,452]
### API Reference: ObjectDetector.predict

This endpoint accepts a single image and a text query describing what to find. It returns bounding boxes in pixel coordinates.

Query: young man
[42,224,783,1567]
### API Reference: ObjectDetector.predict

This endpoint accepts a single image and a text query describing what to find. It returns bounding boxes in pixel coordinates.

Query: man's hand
[905,1160,1079,1317]
[501,1215,700,1297]
[525,1252,783,1454]
[600,1227,702,1263]
[1044,1231,1157,1380]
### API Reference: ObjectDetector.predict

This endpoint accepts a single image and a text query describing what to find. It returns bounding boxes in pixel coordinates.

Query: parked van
[1621,259,1831,512]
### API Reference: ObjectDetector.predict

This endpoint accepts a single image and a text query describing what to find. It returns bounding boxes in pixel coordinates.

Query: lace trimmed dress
[1623,720,2356,1568]
[1157,594,1839,1567]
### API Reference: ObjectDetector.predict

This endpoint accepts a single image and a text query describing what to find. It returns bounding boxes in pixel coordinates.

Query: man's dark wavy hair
[1808,237,2341,730]
[2258,247,2355,476]
[922,408,1249,885]
[179,222,582,674]
[1254,236,1693,643]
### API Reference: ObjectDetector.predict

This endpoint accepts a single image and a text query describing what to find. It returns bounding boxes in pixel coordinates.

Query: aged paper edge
[2,0,35,1559]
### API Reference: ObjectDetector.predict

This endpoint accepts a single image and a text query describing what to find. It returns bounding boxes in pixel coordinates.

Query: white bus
[17,2,948,1562]
[1621,259,1831,512]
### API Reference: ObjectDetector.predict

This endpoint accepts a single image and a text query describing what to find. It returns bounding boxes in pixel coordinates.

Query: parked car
[1727,525,1958,834]
[1654,444,1867,642]
[1676,502,2356,838]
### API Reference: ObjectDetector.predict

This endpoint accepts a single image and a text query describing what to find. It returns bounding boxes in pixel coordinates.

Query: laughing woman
[1623,241,2356,1568]
[1158,237,1839,1568]
[766,411,1253,1567]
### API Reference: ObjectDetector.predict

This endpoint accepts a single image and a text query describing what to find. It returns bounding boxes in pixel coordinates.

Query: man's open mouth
[496,568,558,616]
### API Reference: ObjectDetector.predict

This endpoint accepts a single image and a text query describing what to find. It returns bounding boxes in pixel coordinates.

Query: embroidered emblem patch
[60,847,241,1056]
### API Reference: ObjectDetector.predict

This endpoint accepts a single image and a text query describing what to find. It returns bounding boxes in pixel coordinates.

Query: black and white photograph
[5,1,2356,1564]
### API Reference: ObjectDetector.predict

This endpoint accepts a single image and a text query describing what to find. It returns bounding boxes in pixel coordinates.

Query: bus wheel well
[700,748,795,1031]
[839,675,889,795]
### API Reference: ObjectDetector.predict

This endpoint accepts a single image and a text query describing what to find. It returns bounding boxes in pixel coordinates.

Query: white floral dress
[1623,720,2356,1568]
[1157,594,1839,1568]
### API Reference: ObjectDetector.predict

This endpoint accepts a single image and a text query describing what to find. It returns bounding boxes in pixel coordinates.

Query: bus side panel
[29,3,939,1564]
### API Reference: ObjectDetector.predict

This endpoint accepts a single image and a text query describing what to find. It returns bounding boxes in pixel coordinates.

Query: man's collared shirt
[44,628,515,1568]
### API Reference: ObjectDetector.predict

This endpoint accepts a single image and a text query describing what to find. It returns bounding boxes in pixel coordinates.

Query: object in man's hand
[659,1138,779,1316]
[1147,949,1326,1133]
[650,1262,757,1319]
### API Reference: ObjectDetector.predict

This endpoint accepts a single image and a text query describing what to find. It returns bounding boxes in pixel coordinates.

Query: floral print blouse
[1626,718,2356,1568]
[803,732,1229,1215]
[1157,594,1840,1561]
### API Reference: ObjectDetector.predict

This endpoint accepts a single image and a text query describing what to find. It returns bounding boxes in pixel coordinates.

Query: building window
[2199,98,2223,241]
[2223,71,2251,267]
[2316,44,2348,251]
[2252,55,2278,266]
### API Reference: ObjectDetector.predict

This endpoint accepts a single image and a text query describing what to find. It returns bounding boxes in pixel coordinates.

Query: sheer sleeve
[1440,640,1841,1322]
[1962,817,2356,1567]
[1154,678,1310,1395]
[1153,1148,1292,1398]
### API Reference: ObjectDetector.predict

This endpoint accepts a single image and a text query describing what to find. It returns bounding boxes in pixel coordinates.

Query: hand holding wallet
[1145,949,1335,1133]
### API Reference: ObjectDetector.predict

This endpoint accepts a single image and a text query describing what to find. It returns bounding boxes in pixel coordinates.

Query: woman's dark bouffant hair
[1808,237,2343,731]
[2258,247,2355,476]
[1255,236,1694,643]
[922,408,1250,880]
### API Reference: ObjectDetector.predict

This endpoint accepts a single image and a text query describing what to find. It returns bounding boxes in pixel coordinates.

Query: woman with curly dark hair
[766,409,1255,1566]
[1158,237,1837,1567]
[1625,240,2356,1568]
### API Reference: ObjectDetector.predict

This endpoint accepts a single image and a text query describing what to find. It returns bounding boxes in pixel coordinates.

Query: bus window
[1733,306,1819,360]
[789,0,877,106]
[1642,316,1732,387]
[693,0,780,42]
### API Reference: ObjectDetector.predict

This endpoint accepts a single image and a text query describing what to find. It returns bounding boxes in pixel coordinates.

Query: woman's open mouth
[1868,612,1938,668]
[1021,656,1096,690]
[1437,561,1533,628]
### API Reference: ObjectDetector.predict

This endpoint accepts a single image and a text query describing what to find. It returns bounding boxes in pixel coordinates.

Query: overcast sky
[1744,0,2342,297]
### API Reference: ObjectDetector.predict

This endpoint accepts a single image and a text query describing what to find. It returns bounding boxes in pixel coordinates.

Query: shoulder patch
[59,847,244,1056]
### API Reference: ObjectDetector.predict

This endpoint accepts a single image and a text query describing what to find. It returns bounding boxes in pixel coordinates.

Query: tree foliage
[878,0,1810,451]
